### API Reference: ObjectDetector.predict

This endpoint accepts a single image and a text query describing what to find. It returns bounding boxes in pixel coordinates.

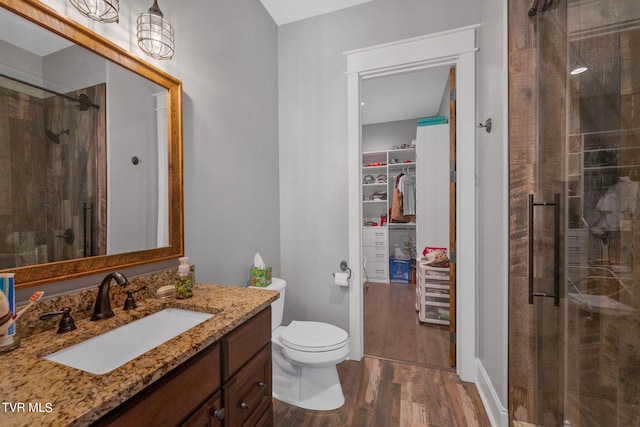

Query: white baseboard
[475,358,509,427]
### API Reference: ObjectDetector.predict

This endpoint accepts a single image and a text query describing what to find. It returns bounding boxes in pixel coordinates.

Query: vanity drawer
[96,343,221,427]
[181,390,223,427]
[223,307,271,380]
[223,344,272,427]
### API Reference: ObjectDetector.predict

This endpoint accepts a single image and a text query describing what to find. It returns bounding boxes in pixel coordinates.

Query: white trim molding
[477,359,510,427]
[344,24,478,382]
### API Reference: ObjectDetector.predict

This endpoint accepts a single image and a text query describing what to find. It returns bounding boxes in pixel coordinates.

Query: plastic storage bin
[416,262,450,325]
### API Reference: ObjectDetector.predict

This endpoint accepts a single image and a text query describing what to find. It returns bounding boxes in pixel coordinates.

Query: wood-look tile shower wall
[0,84,106,269]
[508,1,567,424]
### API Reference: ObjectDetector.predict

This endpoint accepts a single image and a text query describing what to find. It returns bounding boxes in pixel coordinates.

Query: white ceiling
[361,67,450,125]
[260,0,374,26]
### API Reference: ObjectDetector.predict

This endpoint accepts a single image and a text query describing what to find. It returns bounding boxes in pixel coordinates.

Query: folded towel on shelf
[417,116,448,126]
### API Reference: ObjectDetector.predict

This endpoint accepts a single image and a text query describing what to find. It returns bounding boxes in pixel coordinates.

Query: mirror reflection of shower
[0,71,107,268]
[45,128,69,144]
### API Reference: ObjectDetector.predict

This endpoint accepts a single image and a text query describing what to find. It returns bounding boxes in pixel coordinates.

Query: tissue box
[250,267,272,287]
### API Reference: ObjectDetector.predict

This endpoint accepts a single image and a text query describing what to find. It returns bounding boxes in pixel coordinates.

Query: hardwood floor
[273,282,490,426]
[273,356,491,426]
[364,281,452,370]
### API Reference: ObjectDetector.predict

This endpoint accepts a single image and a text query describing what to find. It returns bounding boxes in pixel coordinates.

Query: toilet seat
[279,321,349,352]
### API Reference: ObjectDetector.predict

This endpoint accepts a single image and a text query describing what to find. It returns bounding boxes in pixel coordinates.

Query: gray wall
[362,118,418,153]
[438,83,450,118]
[277,0,479,332]
[477,0,509,421]
[0,39,42,84]
[170,0,280,287]
[106,62,160,254]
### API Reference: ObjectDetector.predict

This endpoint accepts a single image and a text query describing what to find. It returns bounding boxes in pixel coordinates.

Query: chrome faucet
[91,272,128,321]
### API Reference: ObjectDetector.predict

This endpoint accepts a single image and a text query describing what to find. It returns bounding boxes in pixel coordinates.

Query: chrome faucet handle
[123,286,147,310]
[40,308,77,334]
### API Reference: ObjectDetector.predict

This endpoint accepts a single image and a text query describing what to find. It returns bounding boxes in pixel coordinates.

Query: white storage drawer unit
[416,263,450,325]
[363,228,388,247]
[367,262,389,281]
[363,246,388,264]
[363,228,389,282]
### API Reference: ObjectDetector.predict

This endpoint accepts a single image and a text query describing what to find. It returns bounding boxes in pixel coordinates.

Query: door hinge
[450,332,456,343]
[450,170,457,183]
[450,88,456,101]
[450,251,456,264]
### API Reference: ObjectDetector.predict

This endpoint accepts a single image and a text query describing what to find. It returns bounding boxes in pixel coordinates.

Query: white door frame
[345,25,478,382]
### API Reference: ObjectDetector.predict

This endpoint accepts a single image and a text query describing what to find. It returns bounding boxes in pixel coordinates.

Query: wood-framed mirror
[0,0,183,289]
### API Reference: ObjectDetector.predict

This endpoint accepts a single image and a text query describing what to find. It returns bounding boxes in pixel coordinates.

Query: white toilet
[257,277,350,411]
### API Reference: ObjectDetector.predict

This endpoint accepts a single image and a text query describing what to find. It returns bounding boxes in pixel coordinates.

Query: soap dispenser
[175,257,194,299]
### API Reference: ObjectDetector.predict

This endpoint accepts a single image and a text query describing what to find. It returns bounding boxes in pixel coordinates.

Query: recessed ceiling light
[570,66,588,75]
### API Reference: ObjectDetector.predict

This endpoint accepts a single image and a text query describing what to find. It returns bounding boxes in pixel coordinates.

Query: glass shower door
[533,0,640,425]
[561,1,640,425]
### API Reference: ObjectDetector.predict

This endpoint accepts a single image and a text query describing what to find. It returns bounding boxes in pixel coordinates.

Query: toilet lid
[279,321,349,352]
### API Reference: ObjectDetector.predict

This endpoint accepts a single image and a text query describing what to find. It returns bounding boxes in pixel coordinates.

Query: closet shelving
[362,147,416,283]
[362,148,416,225]
[566,129,640,269]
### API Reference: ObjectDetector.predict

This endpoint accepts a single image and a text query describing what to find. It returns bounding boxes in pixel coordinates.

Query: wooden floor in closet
[363,281,452,370]
[273,282,490,426]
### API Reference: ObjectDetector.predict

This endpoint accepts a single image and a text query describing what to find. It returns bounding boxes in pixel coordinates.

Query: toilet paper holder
[333,260,352,280]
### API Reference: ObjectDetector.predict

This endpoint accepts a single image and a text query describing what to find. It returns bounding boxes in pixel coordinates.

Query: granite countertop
[0,283,278,427]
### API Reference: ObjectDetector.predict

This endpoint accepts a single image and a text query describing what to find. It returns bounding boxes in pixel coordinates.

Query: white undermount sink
[44,308,215,375]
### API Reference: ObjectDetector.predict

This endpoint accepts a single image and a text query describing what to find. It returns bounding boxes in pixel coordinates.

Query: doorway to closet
[360,65,455,370]
[346,26,477,381]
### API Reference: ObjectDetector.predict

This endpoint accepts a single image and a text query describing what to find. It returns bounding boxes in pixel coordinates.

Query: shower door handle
[528,194,560,306]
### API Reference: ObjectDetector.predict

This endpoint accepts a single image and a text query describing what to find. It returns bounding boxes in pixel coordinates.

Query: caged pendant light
[68,0,119,23]
[137,0,175,60]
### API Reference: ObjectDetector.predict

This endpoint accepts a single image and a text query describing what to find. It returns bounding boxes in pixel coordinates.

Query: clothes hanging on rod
[390,172,416,223]
[399,172,416,215]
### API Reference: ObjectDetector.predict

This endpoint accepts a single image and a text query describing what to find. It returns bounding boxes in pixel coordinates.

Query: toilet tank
[264,278,286,331]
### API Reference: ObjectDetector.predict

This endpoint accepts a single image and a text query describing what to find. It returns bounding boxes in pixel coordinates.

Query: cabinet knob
[212,407,225,420]
[240,402,250,410]
[258,381,266,389]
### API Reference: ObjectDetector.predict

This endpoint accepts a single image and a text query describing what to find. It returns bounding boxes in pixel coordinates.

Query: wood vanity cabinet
[181,391,224,427]
[94,307,272,427]
[222,307,273,427]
